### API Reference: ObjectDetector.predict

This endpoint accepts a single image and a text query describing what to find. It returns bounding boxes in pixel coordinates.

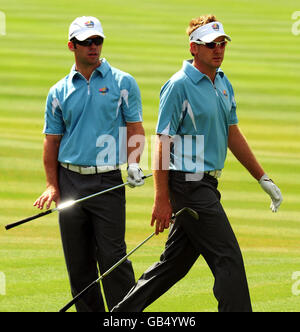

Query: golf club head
[174,207,199,220]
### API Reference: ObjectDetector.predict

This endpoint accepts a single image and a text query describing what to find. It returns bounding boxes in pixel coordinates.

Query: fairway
[0,0,300,312]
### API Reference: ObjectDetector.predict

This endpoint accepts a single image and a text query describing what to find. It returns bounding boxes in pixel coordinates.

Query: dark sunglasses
[72,37,104,47]
[194,40,227,49]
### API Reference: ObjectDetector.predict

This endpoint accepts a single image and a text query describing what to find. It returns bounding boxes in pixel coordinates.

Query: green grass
[1,0,300,312]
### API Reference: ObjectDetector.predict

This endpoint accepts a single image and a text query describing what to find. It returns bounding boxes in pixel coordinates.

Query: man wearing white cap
[112,15,282,312]
[34,16,145,311]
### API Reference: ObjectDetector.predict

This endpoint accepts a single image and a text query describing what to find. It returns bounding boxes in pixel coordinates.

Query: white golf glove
[259,174,283,212]
[127,163,145,188]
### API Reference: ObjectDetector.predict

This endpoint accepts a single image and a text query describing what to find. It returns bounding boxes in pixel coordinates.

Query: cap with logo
[189,21,231,43]
[69,16,106,41]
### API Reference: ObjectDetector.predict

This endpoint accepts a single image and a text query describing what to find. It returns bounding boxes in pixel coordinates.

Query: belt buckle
[206,170,222,179]
[80,166,94,175]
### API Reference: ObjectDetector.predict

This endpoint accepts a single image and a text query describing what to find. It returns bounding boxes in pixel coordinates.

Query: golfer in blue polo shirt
[34,16,145,312]
[112,14,283,312]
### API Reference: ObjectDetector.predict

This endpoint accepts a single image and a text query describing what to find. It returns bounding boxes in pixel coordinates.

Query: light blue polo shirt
[156,60,238,173]
[43,58,142,166]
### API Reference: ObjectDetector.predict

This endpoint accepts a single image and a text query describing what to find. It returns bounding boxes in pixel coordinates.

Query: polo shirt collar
[69,58,110,81]
[96,58,110,77]
[183,60,224,83]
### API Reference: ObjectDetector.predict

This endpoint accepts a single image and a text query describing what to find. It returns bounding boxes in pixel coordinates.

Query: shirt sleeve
[156,80,183,136]
[121,75,143,123]
[229,95,238,125]
[227,80,238,125]
[43,88,65,135]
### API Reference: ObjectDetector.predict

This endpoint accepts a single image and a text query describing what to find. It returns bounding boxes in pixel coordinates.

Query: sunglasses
[72,37,104,47]
[193,40,227,49]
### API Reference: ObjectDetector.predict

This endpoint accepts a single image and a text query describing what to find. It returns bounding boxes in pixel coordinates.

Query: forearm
[151,134,173,234]
[43,135,61,188]
[34,134,62,209]
[228,125,283,212]
[228,125,264,181]
[153,135,171,201]
[126,122,145,164]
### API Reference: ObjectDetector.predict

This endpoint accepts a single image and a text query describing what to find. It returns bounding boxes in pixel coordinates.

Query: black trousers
[58,166,135,312]
[112,171,252,312]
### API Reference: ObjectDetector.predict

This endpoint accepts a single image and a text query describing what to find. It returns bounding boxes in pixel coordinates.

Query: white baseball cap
[189,21,231,43]
[69,16,106,41]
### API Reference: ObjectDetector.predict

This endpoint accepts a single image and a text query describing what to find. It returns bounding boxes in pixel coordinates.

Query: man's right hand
[33,186,60,210]
[151,199,173,235]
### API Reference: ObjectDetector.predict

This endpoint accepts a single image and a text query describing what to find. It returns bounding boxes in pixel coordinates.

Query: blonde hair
[186,14,218,36]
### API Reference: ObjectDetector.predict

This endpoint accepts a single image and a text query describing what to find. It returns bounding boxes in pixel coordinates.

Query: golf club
[59,207,199,312]
[5,173,153,230]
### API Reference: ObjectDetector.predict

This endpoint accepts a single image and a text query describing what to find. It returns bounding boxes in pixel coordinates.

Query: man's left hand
[259,174,283,212]
[127,163,145,188]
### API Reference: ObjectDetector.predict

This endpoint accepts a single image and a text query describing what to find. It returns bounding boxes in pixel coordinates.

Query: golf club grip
[59,280,98,312]
[5,209,53,230]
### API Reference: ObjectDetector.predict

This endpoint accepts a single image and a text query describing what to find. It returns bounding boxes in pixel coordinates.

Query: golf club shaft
[5,173,152,230]
[73,173,152,205]
[59,232,155,312]
[59,207,198,312]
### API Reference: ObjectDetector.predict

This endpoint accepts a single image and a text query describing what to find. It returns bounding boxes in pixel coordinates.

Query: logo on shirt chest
[99,87,109,95]
[223,89,228,98]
